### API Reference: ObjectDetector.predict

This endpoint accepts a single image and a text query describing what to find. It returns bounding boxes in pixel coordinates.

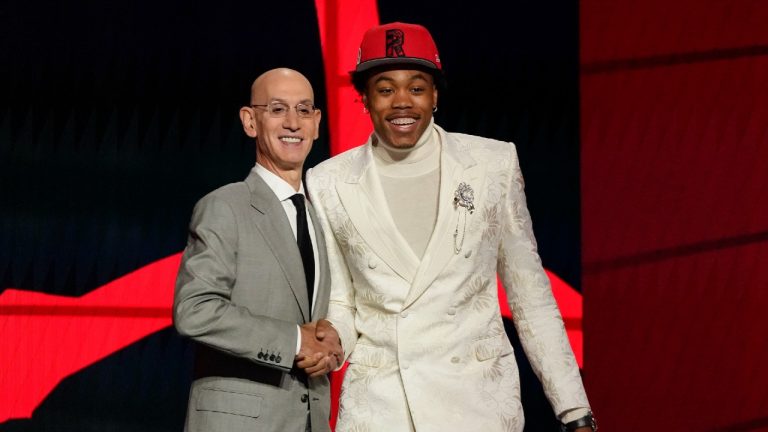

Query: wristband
[560,412,597,431]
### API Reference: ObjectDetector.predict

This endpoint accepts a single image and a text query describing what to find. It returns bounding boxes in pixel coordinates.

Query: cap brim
[355,57,439,73]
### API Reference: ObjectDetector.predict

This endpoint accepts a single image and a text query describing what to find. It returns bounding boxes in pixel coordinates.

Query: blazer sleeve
[173,192,297,372]
[497,145,590,416]
[306,168,358,366]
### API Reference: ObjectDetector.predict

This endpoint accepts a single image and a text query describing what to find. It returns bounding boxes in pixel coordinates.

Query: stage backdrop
[1,0,580,431]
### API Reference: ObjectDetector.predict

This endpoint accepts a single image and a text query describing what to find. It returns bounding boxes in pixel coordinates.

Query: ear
[432,85,438,108]
[239,106,258,138]
[361,94,369,111]
[312,109,322,140]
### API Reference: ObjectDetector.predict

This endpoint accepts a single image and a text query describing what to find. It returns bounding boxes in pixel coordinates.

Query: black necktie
[289,194,314,306]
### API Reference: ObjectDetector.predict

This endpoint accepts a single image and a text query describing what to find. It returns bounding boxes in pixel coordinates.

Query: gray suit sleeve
[173,193,297,371]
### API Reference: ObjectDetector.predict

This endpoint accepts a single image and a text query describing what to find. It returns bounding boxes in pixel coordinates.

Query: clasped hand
[295,319,343,378]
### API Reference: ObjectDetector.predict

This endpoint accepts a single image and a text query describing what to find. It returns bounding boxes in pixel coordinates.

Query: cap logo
[385,29,405,58]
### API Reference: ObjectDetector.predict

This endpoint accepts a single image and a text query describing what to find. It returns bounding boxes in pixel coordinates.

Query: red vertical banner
[315,0,378,156]
[314,2,379,428]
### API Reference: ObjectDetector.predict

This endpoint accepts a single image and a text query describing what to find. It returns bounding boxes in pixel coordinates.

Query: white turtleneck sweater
[372,119,441,260]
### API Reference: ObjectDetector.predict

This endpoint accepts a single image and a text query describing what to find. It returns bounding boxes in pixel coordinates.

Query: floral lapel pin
[453,182,475,254]
[453,182,475,213]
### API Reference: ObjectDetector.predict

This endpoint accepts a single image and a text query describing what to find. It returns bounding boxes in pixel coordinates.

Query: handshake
[295,319,343,378]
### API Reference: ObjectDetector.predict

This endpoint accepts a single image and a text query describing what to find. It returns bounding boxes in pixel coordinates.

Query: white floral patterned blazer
[306,125,589,432]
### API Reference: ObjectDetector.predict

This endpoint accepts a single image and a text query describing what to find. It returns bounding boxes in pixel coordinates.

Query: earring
[433,106,438,113]
[363,106,369,114]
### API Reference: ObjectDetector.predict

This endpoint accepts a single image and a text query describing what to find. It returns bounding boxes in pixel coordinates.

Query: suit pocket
[473,332,514,362]
[195,386,262,418]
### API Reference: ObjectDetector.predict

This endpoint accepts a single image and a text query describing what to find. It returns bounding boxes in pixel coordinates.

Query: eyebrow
[374,73,430,85]
[267,98,315,104]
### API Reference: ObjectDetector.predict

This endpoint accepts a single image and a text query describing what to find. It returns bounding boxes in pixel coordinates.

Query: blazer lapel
[404,126,486,309]
[245,172,310,322]
[336,138,420,284]
[307,201,330,320]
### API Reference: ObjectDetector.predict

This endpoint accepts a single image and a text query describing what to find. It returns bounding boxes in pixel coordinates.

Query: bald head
[239,67,321,191]
[250,68,315,104]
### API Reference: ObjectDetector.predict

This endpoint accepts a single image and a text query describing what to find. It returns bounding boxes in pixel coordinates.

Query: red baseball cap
[355,22,442,73]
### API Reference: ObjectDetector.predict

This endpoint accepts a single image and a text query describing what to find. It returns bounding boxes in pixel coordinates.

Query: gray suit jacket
[174,171,331,432]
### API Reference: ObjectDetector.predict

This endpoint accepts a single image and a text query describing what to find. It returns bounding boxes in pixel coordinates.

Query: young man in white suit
[306,23,596,432]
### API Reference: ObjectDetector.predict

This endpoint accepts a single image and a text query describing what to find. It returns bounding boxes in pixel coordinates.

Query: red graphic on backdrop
[0,252,581,424]
[0,253,180,423]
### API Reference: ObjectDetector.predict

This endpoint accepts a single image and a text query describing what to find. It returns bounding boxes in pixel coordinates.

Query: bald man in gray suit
[174,68,342,432]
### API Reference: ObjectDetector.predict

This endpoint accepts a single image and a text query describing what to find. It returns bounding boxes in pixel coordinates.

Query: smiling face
[362,68,438,148]
[240,69,321,179]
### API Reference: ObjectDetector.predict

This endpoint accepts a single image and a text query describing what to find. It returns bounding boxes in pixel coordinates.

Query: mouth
[387,115,419,131]
[390,117,416,126]
[279,136,303,144]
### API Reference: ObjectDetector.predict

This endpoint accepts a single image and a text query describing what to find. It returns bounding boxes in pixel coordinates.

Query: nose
[282,109,300,131]
[392,89,412,109]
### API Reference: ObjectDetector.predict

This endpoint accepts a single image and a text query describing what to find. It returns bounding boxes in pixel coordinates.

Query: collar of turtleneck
[372,118,440,177]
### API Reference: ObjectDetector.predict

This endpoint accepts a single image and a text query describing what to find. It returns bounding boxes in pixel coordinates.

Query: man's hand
[314,319,342,356]
[296,320,343,378]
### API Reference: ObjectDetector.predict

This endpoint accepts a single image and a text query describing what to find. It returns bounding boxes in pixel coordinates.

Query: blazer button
[464,250,472,258]
[400,311,408,318]
[447,307,456,316]
[301,394,309,403]
[368,258,378,269]
[451,356,460,364]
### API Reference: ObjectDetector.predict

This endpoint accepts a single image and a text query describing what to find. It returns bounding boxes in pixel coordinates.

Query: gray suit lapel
[244,172,310,322]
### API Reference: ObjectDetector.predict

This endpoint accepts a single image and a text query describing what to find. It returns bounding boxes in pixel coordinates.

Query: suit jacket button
[447,307,456,316]
[301,394,309,403]
[368,258,378,269]
[400,311,408,318]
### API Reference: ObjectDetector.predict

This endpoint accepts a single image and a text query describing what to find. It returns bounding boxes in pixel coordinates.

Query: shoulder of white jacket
[443,130,518,163]
[308,145,367,177]
[446,131,514,149]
